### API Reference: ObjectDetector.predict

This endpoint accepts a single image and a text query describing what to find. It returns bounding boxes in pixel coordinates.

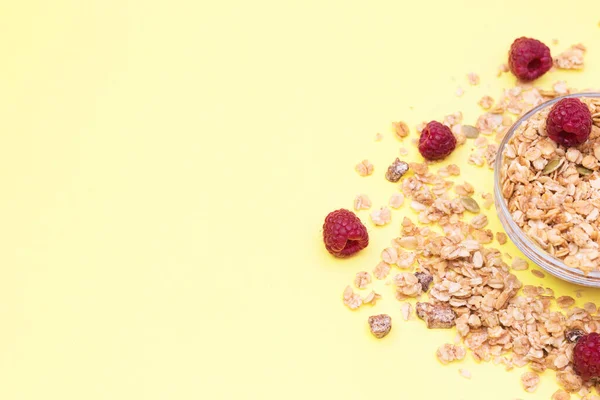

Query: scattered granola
[355,159,374,176]
[481,193,494,209]
[386,158,410,182]
[381,247,399,264]
[531,270,546,279]
[343,286,362,310]
[373,262,391,280]
[459,368,472,379]
[389,193,405,209]
[436,343,466,364]
[401,302,412,321]
[456,86,464,97]
[521,371,540,393]
[497,232,508,245]
[555,44,586,70]
[368,314,392,338]
[557,296,576,309]
[394,272,422,299]
[353,194,372,211]
[370,206,392,226]
[552,389,570,400]
[354,271,371,289]
[416,302,456,329]
[374,132,383,141]
[399,147,409,156]
[511,257,529,271]
[467,73,480,86]
[414,271,433,292]
[393,121,410,139]
[478,96,494,110]
[497,63,509,76]
[363,290,381,305]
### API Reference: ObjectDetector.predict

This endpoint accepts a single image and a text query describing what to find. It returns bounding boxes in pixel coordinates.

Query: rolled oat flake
[460,196,480,213]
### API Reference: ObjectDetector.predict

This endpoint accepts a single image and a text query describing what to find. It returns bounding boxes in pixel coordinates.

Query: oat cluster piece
[368,314,391,338]
[500,97,600,273]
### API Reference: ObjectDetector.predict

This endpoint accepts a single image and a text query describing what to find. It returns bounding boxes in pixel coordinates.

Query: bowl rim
[494,92,600,286]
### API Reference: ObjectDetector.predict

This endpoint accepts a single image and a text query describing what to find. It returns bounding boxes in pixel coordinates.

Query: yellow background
[0,0,599,399]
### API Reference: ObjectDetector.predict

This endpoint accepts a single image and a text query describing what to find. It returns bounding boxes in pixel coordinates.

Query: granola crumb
[373,262,391,280]
[478,95,494,110]
[355,160,374,176]
[374,132,383,141]
[389,193,405,209]
[363,290,381,305]
[459,368,472,379]
[392,121,410,139]
[398,147,409,156]
[554,44,586,70]
[400,302,412,321]
[531,270,545,279]
[496,232,508,245]
[436,343,466,364]
[370,206,392,226]
[467,73,480,86]
[354,271,371,289]
[353,194,372,211]
[557,296,575,309]
[521,371,540,393]
[368,314,391,338]
[552,389,570,400]
[455,86,464,97]
[447,164,460,175]
[381,247,398,264]
[497,63,509,76]
[511,257,529,271]
[584,302,597,314]
[343,286,362,310]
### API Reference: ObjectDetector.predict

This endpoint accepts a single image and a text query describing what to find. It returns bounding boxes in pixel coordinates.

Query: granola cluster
[500,97,600,273]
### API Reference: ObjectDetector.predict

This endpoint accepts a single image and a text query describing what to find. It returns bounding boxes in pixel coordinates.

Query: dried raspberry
[546,98,592,147]
[418,121,457,161]
[573,332,600,381]
[508,37,552,81]
[323,209,368,258]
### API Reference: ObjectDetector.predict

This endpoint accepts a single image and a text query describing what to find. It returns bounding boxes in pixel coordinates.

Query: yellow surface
[1,1,600,399]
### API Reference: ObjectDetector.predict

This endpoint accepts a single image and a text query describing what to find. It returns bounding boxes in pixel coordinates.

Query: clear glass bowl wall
[494,92,600,287]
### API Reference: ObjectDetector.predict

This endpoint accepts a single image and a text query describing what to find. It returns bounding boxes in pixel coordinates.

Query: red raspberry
[573,332,600,381]
[508,37,552,81]
[323,209,368,258]
[546,98,592,147]
[418,121,457,161]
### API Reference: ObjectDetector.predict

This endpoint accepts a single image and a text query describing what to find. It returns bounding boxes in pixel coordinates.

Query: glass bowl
[494,92,600,287]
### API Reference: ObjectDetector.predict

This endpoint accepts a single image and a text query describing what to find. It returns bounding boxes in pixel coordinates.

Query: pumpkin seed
[542,159,561,174]
[577,166,593,176]
[461,197,480,213]
[461,125,480,139]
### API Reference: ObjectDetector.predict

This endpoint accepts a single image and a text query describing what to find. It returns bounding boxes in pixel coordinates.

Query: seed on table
[461,125,480,139]
[461,196,480,213]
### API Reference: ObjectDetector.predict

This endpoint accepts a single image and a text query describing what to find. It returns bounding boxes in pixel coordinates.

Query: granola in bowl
[497,93,600,284]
